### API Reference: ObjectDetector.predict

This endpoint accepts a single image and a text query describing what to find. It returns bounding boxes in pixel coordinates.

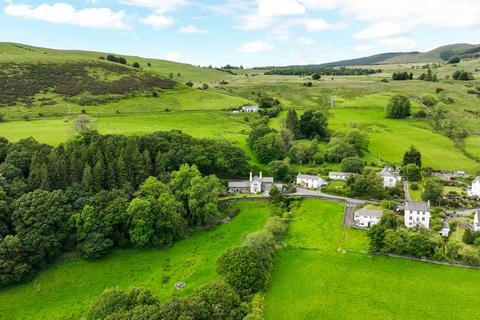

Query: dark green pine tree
[93,160,105,191]
[117,156,128,188]
[82,164,93,191]
[284,109,299,138]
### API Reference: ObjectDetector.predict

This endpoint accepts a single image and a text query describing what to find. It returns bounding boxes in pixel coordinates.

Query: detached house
[404,200,430,229]
[469,176,480,197]
[328,172,353,181]
[296,173,327,189]
[228,172,275,194]
[377,166,402,188]
[354,208,383,228]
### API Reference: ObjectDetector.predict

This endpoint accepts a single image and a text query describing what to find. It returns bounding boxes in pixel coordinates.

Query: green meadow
[265,199,480,319]
[0,201,270,320]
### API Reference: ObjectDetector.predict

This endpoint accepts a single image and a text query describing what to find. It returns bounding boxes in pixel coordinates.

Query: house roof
[251,176,274,183]
[329,172,353,176]
[406,200,430,212]
[297,173,321,180]
[378,167,400,178]
[228,181,250,188]
[355,208,383,218]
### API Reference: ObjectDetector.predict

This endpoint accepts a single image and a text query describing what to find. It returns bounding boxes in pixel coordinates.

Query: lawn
[265,199,480,319]
[0,201,270,320]
[0,111,253,146]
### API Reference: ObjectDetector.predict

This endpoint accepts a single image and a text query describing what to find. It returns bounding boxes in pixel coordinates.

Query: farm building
[468,176,480,197]
[228,171,275,194]
[377,166,401,188]
[404,200,430,229]
[328,172,353,181]
[473,210,480,232]
[296,173,327,189]
[354,208,383,228]
[439,220,450,237]
[241,105,259,112]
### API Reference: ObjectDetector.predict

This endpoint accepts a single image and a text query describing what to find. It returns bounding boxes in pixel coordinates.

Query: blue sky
[1,0,480,67]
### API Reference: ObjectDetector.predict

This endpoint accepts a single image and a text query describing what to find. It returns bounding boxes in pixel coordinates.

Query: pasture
[0,201,270,320]
[265,199,480,319]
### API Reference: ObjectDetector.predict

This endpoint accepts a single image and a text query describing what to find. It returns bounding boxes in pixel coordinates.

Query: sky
[1,0,480,67]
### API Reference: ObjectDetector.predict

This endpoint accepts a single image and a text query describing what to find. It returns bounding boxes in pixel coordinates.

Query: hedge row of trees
[264,66,382,76]
[392,71,413,80]
[86,201,290,319]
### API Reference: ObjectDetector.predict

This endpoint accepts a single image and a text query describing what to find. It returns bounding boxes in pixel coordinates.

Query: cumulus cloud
[258,0,305,17]
[353,22,407,40]
[179,25,207,34]
[164,51,190,62]
[237,40,274,53]
[4,2,128,29]
[119,0,187,13]
[140,14,174,29]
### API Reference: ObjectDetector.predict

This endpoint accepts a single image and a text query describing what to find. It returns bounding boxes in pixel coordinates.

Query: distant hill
[0,42,229,82]
[284,43,480,68]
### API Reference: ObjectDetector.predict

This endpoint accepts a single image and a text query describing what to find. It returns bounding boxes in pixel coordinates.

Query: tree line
[264,66,382,76]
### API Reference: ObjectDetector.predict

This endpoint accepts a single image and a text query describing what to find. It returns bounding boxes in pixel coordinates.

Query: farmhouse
[404,200,430,229]
[328,172,353,181]
[227,171,274,194]
[473,210,480,232]
[469,176,480,197]
[241,105,259,112]
[354,208,383,228]
[296,173,327,189]
[377,166,401,188]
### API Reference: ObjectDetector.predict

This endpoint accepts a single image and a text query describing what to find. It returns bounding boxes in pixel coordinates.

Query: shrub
[185,81,193,87]
[340,157,365,173]
[264,216,288,240]
[410,182,419,190]
[201,83,209,90]
[385,95,411,119]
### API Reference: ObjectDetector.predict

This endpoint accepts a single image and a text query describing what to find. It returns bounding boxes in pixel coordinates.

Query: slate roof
[228,181,250,188]
[297,173,321,180]
[406,200,430,212]
[355,208,383,218]
[329,172,353,176]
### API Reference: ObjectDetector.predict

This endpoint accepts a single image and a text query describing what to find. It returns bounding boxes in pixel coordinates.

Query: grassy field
[0,201,270,320]
[265,199,480,319]
[0,111,253,146]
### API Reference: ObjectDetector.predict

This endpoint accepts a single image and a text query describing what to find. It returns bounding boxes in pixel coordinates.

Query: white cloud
[163,52,191,62]
[353,22,407,40]
[295,18,346,32]
[179,25,207,34]
[140,14,174,30]
[297,36,315,45]
[119,0,187,13]
[353,44,373,52]
[4,2,128,29]
[258,0,305,17]
[237,13,275,30]
[379,37,416,51]
[237,40,274,53]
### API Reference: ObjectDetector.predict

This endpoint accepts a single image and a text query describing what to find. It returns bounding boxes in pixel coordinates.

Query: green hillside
[0,42,230,82]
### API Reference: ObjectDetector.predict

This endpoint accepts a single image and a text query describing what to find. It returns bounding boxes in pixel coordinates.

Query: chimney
[260,171,263,180]
[249,171,252,182]
[427,200,430,208]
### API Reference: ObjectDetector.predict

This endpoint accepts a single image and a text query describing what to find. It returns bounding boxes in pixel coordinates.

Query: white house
[328,172,353,181]
[473,210,480,232]
[469,176,480,197]
[404,200,430,229]
[377,166,402,188]
[228,172,274,194]
[354,208,383,228]
[296,173,327,189]
[241,105,259,112]
[439,220,450,237]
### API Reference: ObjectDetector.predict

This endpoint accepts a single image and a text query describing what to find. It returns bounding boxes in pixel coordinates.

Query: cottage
[241,105,259,112]
[473,210,480,232]
[404,200,430,229]
[228,171,274,194]
[469,176,480,197]
[377,166,401,188]
[296,173,327,189]
[328,172,353,181]
[354,208,383,228]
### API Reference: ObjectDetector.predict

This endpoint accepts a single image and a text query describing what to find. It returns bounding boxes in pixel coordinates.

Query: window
[422,217,425,221]
[409,216,412,220]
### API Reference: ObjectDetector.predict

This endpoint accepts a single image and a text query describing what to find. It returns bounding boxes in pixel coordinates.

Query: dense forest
[0,131,249,286]
[264,66,382,76]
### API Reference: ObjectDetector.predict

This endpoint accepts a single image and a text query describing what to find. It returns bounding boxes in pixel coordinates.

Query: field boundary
[346,249,480,269]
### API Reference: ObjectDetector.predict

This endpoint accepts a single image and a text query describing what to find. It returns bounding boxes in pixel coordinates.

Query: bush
[340,157,365,173]
[448,56,460,64]
[201,83,209,90]
[422,95,437,107]
[410,182,419,190]
[185,81,193,87]
[264,216,288,240]
[385,95,411,119]
[462,248,480,265]
[132,62,140,69]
